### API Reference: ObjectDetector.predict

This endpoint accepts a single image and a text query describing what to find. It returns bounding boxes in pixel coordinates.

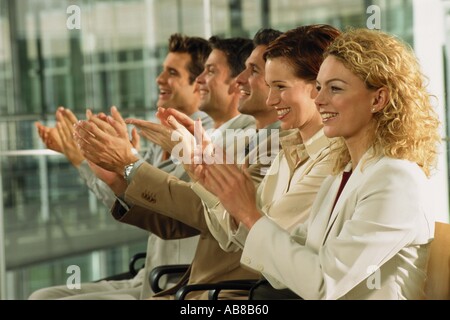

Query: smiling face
[314,55,379,145]
[235,45,272,116]
[195,49,238,118]
[265,57,319,133]
[156,52,199,115]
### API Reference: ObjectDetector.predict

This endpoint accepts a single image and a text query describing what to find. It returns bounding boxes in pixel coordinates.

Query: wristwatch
[124,161,138,182]
[124,148,140,181]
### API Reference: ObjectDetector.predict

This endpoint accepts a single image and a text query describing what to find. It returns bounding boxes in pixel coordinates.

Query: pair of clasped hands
[129,107,213,180]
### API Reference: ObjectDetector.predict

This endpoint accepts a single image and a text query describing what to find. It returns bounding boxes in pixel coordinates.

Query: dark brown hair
[168,34,211,84]
[263,24,341,81]
[208,36,253,78]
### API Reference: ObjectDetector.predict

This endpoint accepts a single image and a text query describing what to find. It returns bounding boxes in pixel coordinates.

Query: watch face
[124,163,134,180]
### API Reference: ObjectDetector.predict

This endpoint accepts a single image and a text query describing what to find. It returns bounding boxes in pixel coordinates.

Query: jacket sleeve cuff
[190,182,220,209]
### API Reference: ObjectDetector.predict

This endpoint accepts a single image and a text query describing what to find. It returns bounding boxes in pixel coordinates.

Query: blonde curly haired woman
[200,28,441,299]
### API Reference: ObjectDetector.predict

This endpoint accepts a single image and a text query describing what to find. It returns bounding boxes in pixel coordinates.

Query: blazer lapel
[226,114,255,131]
[306,175,340,251]
[260,153,278,188]
[322,154,383,244]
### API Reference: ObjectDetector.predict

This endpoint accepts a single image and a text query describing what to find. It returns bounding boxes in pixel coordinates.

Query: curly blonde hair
[324,28,440,177]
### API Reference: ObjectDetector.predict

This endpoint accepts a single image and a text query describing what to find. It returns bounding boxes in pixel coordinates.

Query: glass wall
[0,0,442,300]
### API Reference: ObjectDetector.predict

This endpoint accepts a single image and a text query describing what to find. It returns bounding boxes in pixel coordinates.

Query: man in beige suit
[75,30,283,299]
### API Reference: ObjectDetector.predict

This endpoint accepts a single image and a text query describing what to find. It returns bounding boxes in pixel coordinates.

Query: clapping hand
[74,106,139,175]
[196,161,261,229]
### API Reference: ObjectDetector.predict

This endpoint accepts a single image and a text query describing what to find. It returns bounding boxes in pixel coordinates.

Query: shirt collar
[208,114,243,142]
[216,114,242,132]
[263,120,281,131]
[280,128,332,171]
[190,110,206,120]
[304,128,333,161]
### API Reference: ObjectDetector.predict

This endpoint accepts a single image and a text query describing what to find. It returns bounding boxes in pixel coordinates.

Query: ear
[227,77,239,95]
[307,81,318,99]
[370,87,389,113]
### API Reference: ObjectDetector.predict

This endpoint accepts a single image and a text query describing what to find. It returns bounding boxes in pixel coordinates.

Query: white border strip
[0,149,61,156]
